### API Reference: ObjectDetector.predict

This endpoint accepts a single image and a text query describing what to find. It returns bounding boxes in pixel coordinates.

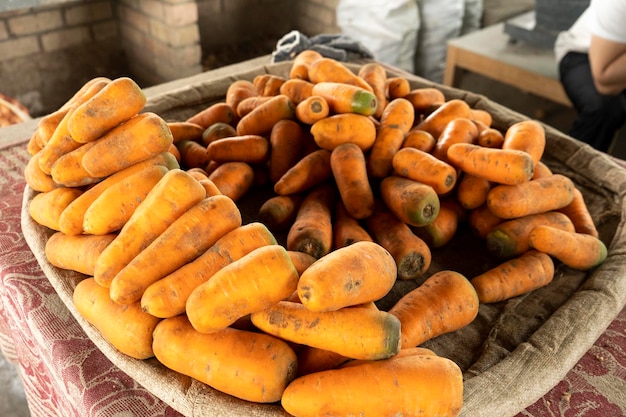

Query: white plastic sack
[337,0,420,73]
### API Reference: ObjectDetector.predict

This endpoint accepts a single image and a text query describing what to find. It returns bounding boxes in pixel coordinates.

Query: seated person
[555,1,626,153]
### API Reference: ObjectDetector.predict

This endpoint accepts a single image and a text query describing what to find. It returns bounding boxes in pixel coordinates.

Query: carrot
[81,112,173,178]
[57,153,178,236]
[93,169,206,287]
[308,57,373,91]
[332,200,373,249]
[289,49,322,79]
[68,77,146,143]
[392,147,457,195]
[502,119,546,167]
[297,241,396,312]
[176,139,209,169]
[402,128,436,153]
[310,113,377,151]
[274,149,332,195]
[485,211,575,259]
[415,98,471,138]
[59,76,113,112]
[310,81,378,116]
[414,197,465,248]
[386,76,411,99]
[469,108,493,127]
[366,98,415,178]
[281,353,463,417]
[431,117,479,163]
[296,346,352,377]
[295,95,330,125]
[279,78,315,104]
[29,187,83,231]
[447,142,535,186]
[358,62,388,118]
[235,95,274,117]
[166,121,204,144]
[558,186,599,237]
[206,134,269,164]
[236,94,295,136]
[365,203,432,280]
[268,119,306,183]
[186,245,298,333]
[477,126,505,148]
[389,269,478,348]
[251,300,401,360]
[470,250,555,303]
[404,87,446,115]
[225,79,258,111]
[152,315,297,403]
[286,182,337,259]
[487,173,576,219]
[109,195,241,305]
[530,225,607,270]
[45,232,116,276]
[456,173,492,210]
[37,79,110,174]
[532,160,554,179]
[32,110,67,152]
[168,142,181,162]
[330,142,375,219]
[253,73,286,96]
[201,121,237,146]
[73,278,161,360]
[207,161,255,201]
[258,193,304,232]
[141,222,276,318]
[49,141,101,188]
[82,165,169,235]
[24,152,59,192]
[468,203,504,239]
[186,101,236,129]
[379,175,440,227]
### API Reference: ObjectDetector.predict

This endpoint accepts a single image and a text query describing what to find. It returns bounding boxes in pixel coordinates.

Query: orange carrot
[358,62,388,118]
[486,173,576,219]
[529,225,607,270]
[469,108,493,127]
[310,113,377,151]
[24,152,59,192]
[253,73,287,96]
[45,232,116,276]
[167,121,204,143]
[29,187,83,231]
[456,173,492,210]
[225,80,258,117]
[176,139,209,169]
[431,117,479,163]
[258,193,304,232]
[206,134,269,164]
[274,149,332,195]
[93,169,207,287]
[332,200,373,249]
[153,315,297,403]
[308,57,373,91]
[386,76,412,99]
[286,182,337,259]
[201,121,237,146]
[404,87,446,115]
[289,49,323,80]
[470,250,555,303]
[365,203,432,280]
[311,81,378,116]
[401,128,436,153]
[392,147,457,195]
[415,98,471,138]
[447,142,535,186]
[485,211,575,259]
[236,94,295,136]
[268,119,306,183]
[141,222,277,319]
[414,197,465,248]
[280,78,315,104]
[73,278,161,360]
[207,161,255,201]
[502,119,546,167]
[49,141,101,187]
[186,101,236,129]
[295,95,330,125]
[296,345,352,377]
[532,161,554,179]
[330,142,375,219]
[251,300,401,360]
[477,127,505,148]
[287,250,318,276]
[389,270,479,348]
[557,186,599,237]
[467,203,504,239]
[379,175,440,227]
[236,95,274,117]
[68,76,146,143]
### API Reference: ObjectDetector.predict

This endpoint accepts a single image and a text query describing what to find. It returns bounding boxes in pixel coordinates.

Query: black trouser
[559,51,626,152]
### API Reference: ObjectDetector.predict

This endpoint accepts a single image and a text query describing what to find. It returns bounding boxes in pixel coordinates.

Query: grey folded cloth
[271,30,374,63]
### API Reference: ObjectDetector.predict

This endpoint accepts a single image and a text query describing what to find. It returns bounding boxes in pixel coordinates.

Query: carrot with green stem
[470,250,555,303]
[389,270,479,348]
[93,169,206,287]
[529,226,607,270]
[141,222,277,318]
[358,62,388,118]
[110,194,241,305]
[186,245,299,333]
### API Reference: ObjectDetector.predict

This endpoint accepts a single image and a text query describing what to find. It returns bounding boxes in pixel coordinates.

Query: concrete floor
[456,72,626,161]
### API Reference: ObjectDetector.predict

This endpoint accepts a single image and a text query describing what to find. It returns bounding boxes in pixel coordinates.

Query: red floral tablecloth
[1,130,625,416]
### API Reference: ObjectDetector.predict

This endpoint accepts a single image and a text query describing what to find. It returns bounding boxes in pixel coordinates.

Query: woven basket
[22,61,626,417]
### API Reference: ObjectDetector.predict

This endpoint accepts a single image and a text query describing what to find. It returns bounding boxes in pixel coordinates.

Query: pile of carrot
[23,50,609,417]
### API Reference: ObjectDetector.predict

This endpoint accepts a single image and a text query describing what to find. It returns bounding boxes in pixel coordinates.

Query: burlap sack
[22,61,626,417]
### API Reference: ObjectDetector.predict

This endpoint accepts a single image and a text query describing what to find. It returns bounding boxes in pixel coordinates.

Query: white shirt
[554,0,626,63]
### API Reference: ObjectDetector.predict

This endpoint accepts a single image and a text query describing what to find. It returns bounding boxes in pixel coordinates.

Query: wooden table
[443,22,572,107]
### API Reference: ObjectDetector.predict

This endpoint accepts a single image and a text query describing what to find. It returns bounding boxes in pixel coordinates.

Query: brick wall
[0,0,340,116]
